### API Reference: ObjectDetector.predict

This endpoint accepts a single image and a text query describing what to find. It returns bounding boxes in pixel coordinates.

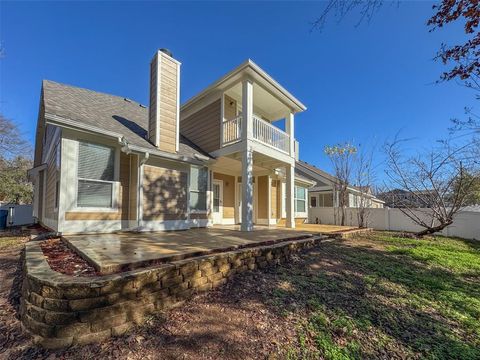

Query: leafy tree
[453,171,480,205]
[0,157,33,204]
[0,114,33,204]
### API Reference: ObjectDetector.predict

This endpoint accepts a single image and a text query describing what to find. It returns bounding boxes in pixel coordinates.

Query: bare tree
[0,114,29,159]
[324,143,357,226]
[354,147,376,228]
[385,137,479,237]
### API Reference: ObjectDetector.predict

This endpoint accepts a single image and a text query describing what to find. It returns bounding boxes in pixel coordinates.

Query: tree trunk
[415,219,453,237]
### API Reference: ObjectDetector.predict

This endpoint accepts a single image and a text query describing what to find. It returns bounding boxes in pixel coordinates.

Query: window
[310,196,317,208]
[54,180,60,210]
[318,193,334,207]
[189,166,208,211]
[77,141,115,208]
[294,186,307,213]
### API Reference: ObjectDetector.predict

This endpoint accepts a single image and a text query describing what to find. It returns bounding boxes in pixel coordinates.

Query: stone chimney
[148,49,181,153]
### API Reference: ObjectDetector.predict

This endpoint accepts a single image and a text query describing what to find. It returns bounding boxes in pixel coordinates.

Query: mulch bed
[40,239,99,277]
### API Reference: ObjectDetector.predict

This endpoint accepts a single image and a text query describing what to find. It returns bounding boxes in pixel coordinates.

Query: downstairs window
[77,141,115,208]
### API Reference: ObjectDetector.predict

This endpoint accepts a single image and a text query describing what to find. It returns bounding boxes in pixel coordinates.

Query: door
[212,180,223,224]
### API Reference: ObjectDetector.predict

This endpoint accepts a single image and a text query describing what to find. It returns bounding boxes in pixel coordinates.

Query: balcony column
[242,79,253,141]
[286,164,295,228]
[241,148,254,231]
[285,112,295,157]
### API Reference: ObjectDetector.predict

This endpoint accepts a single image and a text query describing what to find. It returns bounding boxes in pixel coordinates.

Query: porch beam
[286,164,295,228]
[242,79,253,141]
[285,112,295,157]
[241,148,254,231]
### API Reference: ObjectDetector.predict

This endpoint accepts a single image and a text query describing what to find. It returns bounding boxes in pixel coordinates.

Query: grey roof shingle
[42,80,211,159]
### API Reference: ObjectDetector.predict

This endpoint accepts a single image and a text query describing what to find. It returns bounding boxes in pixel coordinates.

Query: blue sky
[0,1,474,178]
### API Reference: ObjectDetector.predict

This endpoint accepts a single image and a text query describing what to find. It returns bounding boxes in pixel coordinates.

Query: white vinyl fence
[0,204,34,227]
[309,207,480,240]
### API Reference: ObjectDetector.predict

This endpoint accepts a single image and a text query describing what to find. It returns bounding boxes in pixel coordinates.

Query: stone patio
[63,226,315,274]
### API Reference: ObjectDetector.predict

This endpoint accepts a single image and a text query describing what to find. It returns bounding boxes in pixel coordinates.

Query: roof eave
[181,59,307,113]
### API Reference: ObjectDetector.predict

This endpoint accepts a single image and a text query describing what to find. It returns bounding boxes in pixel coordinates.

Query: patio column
[242,79,253,141]
[241,148,254,231]
[286,164,295,228]
[285,112,295,157]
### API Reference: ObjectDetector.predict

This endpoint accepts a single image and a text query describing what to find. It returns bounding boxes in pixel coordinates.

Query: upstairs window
[77,141,115,208]
[190,166,208,211]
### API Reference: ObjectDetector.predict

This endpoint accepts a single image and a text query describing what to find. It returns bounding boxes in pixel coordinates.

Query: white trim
[220,218,236,225]
[155,51,162,147]
[175,59,181,152]
[181,59,306,113]
[220,92,225,151]
[212,179,223,224]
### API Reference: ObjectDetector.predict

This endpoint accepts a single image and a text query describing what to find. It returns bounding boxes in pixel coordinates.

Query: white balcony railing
[222,115,242,145]
[221,114,290,154]
[253,115,290,153]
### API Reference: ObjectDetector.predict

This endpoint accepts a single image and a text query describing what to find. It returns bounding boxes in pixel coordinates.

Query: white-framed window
[294,186,307,213]
[77,141,115,208]
[189,166,208,211]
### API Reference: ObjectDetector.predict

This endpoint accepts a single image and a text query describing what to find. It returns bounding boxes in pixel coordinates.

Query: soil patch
[40,239,99,277]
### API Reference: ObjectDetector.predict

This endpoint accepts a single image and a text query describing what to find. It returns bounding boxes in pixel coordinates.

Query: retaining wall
[21,235,323,349]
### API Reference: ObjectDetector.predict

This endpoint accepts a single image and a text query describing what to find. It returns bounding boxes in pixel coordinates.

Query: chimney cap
[159,48,173,58]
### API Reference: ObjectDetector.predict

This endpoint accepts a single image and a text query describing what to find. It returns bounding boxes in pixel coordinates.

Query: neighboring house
[296,160,385,211]
[377,189,436,208]
[28,50,314,234]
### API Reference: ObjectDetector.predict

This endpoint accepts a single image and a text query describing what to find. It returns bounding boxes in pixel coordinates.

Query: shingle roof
[295,160,338,184]
[42,80,211,159]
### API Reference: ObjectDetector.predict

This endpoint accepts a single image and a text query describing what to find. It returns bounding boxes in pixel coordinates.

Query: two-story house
[28,49,313,234]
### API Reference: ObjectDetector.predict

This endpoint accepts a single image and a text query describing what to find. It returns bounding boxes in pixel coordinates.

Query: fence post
[385,208,391,231]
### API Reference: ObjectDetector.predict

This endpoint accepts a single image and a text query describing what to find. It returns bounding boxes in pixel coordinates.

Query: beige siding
[180,99,221,153]
[65,212,121,221]
[224,94,237,120]
[213,172,235,219]
[148,54,159,146]
[158,55,178,153]
[271,179,280,219]
[257,176,268,219]
[44,140,59,220]
[148,52,179,154]
[142,165,188,221]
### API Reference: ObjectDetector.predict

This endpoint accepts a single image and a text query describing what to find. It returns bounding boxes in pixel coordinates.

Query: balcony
[222,114,290,154]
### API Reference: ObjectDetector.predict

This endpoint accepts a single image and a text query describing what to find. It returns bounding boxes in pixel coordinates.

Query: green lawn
[270,232,480,360]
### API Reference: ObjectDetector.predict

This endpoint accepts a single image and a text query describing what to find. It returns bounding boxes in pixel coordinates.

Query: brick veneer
[21,235,324,349]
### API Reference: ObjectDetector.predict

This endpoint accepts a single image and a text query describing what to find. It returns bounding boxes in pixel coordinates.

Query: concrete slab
[63,227,314,274]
